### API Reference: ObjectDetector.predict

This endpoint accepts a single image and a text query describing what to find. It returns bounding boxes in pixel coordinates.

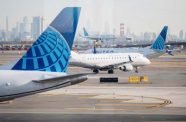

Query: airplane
[70,51,151,74]
[80,27,116,41]
[85,26,169,59]
[0,7,88,102]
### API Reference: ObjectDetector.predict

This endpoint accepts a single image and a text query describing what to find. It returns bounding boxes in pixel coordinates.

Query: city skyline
[0,0,186,36]
[0,16,185,42]
[0,16,44,41]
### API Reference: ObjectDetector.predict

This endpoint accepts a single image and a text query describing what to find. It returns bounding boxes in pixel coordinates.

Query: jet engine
[119,63,133,71]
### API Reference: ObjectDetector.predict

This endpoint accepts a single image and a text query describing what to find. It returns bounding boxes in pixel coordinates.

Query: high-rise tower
[120,23,124,37]
[6,16,9,41]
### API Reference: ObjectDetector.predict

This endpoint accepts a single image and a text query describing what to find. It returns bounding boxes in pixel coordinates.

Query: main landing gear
[93,69,99,74]
[108,69,114,74]
[93,69,114,74]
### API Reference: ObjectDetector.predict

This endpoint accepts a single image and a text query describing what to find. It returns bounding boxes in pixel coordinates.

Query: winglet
[93,46,97,54]
[128,55,133,62]
[150,26,168,51]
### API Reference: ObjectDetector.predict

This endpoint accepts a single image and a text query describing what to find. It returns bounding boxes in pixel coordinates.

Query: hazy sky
[0,0,186,35]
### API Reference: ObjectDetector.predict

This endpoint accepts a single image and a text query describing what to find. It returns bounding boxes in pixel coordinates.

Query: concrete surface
[0,51,186,121]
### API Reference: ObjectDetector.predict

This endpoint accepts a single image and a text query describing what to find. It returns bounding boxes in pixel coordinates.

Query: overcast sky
[0,0,186,35]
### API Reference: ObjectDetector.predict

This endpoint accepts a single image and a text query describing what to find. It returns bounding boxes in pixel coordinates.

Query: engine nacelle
[119,64,133,71]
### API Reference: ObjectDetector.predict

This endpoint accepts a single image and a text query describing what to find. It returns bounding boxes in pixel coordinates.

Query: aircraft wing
[32,73,88,85]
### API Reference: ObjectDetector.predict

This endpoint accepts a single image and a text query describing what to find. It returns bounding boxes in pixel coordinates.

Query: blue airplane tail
[12,7,81,72]
[83,27,89,36]
[93,46,97,54]
[150,26,168,51]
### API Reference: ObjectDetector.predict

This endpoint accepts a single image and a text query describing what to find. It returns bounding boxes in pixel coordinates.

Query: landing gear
[93,69,99,73]
[108,69,114,74]
[135,67,139,73]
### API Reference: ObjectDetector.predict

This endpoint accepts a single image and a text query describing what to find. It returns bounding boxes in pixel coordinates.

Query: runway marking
[95,103,161,107]
[0,101,13,104]
[98,99,130,103]
[46,93,172,109]
[61,86,186,89]
[80,95,98,98]
[149,65,186,68]
[149,99,172,108]
[65,108,127,111]
[88,76,99,79]
[152,61,186,63]
[41,94,59,96]
[63,94,172,112]
[65,99,171,112]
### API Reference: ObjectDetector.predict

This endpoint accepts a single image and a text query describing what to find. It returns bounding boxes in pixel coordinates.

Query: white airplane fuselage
[85,47,165,59]
[70,52,150,70]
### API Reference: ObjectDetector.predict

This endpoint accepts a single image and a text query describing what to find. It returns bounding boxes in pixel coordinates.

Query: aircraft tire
[108,69,114,74]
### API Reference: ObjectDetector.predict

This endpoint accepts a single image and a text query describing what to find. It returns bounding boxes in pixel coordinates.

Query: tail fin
[150,26,168,51]
[93,46,97,54]
[83,27,89,36]
[12,7,81,72]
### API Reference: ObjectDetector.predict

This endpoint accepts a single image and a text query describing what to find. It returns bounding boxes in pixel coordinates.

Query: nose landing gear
[135,67,139,73]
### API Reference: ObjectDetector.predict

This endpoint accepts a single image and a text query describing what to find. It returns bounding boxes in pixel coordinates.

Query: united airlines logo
[12,27,70,72]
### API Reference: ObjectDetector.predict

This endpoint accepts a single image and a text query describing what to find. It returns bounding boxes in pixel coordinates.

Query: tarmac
[0,51,186,121]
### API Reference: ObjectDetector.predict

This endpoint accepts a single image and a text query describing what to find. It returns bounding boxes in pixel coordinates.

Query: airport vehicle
[0,7,88,102]
[70,51,150,74]
[81,27,116,41]
[86,26,168,59]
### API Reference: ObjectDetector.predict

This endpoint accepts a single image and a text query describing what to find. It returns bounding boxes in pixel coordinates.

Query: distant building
[15,22,20,40]
[5,16,9,41]
[168,34,178,41]
[179,30,184,40]
[151,33,156,41]
[10,27,16,40]
[126,27,130,37]
[19,17,31,40]
[120,23,124,37]
[41,17,44,32]
[1,31,6,41]
[144,32,150,41]
[23,17,30,33]
[143,32,156,41]
[19,23,25,39]
[31,16,41,40]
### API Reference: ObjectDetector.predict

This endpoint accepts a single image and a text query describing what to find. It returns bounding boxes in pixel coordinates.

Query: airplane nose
[145,58,151,65]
